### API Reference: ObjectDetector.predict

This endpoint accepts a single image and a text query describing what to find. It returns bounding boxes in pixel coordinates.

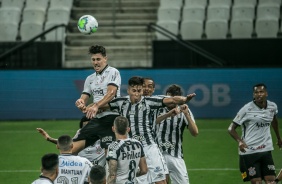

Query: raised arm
[227,122,248,153]
[137,157,148,177]
[107,159,118,184]
[181,104,198,137]
[271,115,282,149]
[86,85,117,119]
[36,128,58,144]
[155,108,180,124]
[163,93,196,106]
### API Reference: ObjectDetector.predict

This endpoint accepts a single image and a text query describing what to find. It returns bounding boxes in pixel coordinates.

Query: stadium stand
[157,6,181,22]
[160,0,182,8]
[184,0,207,8]
[1,0,25,10]
[156,20,179,40]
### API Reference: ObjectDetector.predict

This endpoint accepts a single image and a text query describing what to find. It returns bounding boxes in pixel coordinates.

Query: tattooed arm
[107,160,118,184]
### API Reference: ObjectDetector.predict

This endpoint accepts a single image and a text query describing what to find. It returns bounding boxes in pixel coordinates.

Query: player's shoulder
[106,65,120,73]
[108,140,122,150]
[267,100,277,108]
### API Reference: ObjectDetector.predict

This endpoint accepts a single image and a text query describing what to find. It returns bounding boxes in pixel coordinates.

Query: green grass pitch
[0,119,282,184]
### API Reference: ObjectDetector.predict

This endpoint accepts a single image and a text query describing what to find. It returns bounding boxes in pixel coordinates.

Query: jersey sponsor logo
[61,169,83,175]
[101,136,112,143]
[132,135,145,142]
[248,167,256,176]
[249,144,266,150]
[256,122,270,128]
[241,171,247,179]
[60,158,83,167]
[268,165,275,171]
[159,141,175,150]
[122,151,141,160]
[92,89,104,96]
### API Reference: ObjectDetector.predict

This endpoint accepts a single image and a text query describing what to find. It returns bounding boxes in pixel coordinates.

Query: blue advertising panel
[0,69,281,120]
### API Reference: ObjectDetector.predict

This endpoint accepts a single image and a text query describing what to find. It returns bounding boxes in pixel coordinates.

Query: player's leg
[163,152,189,184]
[262,151,276,183]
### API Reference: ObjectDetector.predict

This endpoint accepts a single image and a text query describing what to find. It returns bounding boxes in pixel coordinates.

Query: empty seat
[160,0,183,8]
[22,9,46,24]
[47,7,70,24]
[233,0,257,7]
[257,4,280,20]
[207,5,230,20]
[180,20,204,39]
[205,19,228,39]
[258,0,281,6]
[20,22,43,41]
[182,6,206,21]
[255,18,279,38]
[232,5,255,20]
[1,0,25,10]
[157,6,181,21]
[44,21,66,41]
[49,0,73,9]
[0,7,21,24]
[209,0,232,7]
[156,21,179,40]
[0,22,18,41]
[184,0,207,8]
[230,19,253,38]
[25,0,49,12]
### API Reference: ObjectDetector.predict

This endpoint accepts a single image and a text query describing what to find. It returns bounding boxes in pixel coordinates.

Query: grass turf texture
[0,119,282,184]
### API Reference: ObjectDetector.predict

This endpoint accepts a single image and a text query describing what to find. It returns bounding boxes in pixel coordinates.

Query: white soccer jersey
[156,107,195,159]
[83,65,121,118]
[78,139,106,166]
[32,176,53,184]
[107,138,145,184]
[109,96,165,146]
[233,100,278,155]
[55,154,93,184]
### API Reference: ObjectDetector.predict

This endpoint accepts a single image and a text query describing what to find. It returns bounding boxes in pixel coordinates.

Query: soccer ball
[77,15,98,34]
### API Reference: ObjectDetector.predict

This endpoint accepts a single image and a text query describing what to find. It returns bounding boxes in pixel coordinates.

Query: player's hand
[239,141,248,153]
[185,93,196,103]
[75,99,86,111]
[36,128,50,140]
[180,104,189,113]
[277,139,282,149]
[86,105,98,119]
[169,107,180,117]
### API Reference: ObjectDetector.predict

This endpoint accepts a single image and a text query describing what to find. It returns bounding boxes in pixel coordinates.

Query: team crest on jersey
[154,166,163,172]
[248,167,256,176]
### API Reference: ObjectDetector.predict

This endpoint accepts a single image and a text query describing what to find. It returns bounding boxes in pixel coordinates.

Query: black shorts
[73,114,118,149]
[239,151,276,182]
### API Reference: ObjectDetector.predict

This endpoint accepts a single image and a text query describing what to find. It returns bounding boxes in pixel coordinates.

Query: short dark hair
[253,83,267,91]
[143,77,155,88]
[89,165,106,184]
[79,116,90,128]
[114,116,129,135]
[57,135,72,151]
[128,76,144,87]
[166,84,183,96]
[41,153,59,171]
[88,45,106,57]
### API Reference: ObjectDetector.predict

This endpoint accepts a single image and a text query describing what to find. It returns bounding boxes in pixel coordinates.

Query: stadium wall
[0,69,281,120]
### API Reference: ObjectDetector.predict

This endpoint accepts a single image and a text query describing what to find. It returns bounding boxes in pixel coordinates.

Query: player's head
[112,116,130,135]
[128,76,144,103]
[57,135,73,152]
[79,115,91,128]
[88,45,107,73]
[41,153,59,180]
[89,165,106,184]
[166,84,183,109]
[253,83,268,103]
[143,77,155,96]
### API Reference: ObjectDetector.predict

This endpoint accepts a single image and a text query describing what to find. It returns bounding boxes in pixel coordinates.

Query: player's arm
[155,108,180,124]
[227,122,248,153]
[86,85,117,119]
[75,94,90,112]
[181,104,198,137]
[163,93,196,106]
[271,115,282,149]
[137,157,148,177]
[107,159,118,184]
[36,128,57,144]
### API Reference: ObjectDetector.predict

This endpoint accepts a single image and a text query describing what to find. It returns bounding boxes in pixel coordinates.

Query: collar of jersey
[95,64,109,75]
[39,175,53,183]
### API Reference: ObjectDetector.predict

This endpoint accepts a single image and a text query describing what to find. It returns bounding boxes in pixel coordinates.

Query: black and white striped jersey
[107,138,145,184]
[109,96,165,146]
[156,107,195,159]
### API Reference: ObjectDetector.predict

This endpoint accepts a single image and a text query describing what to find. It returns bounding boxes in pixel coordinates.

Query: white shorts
[144,143,167,183]
[162,152,189,184]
